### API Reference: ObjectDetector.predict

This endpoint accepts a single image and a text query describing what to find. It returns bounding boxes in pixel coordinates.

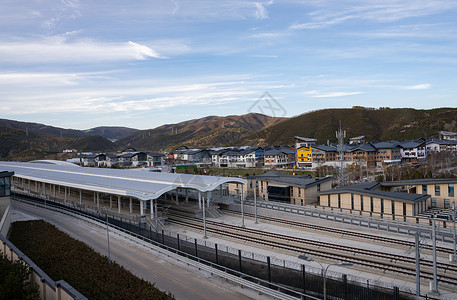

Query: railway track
[167,211,457,287]
[221,208,455,255]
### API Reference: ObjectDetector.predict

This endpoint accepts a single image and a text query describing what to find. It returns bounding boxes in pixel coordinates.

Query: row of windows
[329,193,407,216]
[423,184,455,197]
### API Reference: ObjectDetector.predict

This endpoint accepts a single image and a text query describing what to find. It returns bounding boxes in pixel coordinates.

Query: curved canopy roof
[0,161,246,201]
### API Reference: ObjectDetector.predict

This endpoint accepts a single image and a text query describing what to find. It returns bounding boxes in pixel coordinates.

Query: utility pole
[415,232,420,297]
[336,121,346,187]
[431,220,439,294]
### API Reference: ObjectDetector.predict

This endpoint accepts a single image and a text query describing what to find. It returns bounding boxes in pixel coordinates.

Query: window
[381,198,384,214]
[444,199,450,209]
[449,184,454,197]
[370,197,374,212]
[431,198,437,208]
[391,201,395,217]
[422,185,427,194]
[317,184,321,192]
[338,194,341,208]
[351,193,354,210]
[0,177,11,197]
[298,188,301,197]
[328,194,330,207]
[361,195,364,211]
[435,184,440,196]
[403,203,407,216]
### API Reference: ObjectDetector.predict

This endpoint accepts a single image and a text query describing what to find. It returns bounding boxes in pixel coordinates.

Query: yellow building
[296,146,312,168]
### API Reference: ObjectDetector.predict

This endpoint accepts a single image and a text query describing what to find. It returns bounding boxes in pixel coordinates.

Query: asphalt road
[12,202,271,300]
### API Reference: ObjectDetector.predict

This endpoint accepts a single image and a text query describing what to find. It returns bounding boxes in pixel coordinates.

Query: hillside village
[77,130,457,171]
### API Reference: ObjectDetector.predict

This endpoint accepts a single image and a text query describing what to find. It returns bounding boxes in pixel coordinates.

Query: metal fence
[11,191,432,299]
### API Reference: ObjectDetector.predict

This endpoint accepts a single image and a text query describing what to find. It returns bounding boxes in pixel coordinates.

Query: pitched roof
[370,141,400,149]
[248,171,332,188]
[319,185,429,204]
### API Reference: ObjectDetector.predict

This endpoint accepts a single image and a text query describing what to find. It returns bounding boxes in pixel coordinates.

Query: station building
[0,161,246,224]
[318,183,430,220]
[380,178,457,209]
[246,171,333,205]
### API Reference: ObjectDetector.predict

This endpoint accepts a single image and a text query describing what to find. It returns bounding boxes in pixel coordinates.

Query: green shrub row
[8,220,174,300]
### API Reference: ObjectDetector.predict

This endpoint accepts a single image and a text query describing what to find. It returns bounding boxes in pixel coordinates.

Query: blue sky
[1,0,456,130]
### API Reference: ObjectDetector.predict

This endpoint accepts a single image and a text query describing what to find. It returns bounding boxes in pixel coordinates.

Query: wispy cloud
[0,39,163,63]
[290,1,457,30]
[254,2,268,19]
[402,83,432,90]
[304,90,364,98]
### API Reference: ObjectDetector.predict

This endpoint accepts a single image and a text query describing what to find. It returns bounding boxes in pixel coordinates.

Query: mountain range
[1,107,456,161]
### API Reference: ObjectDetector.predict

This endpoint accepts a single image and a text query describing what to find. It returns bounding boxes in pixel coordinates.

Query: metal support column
[129,197,132,213]
[241,185,245,228]
[185,190,189,204]
[97,193,100,208]
[198,191,202,209]
[109,194,112,209]
[140,200,144,216]
[117,196,121,214]
[203,194,207,239]
[176,190,179,205]
[254,179,258,224]
[79,190,82,205]
[415,232,420,297]
[432,220,439,293]
[452,201,456,262]
[155,199,158,232]
[150,199,154,219]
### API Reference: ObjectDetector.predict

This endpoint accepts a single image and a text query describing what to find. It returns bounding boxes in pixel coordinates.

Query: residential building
[348,136,366,144]
[399,139,426,162]
[264,147,296,168]
[371,141,402,165]
[439,131,457,141]
[147,152,164,167]
[294,136,317,149]
[296,145,312,168]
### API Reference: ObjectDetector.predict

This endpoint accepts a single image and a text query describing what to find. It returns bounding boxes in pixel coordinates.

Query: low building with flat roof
[318,183,430,220]
[380,178,457,209]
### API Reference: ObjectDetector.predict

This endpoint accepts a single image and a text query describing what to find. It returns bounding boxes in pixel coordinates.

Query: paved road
[13,202,271,300]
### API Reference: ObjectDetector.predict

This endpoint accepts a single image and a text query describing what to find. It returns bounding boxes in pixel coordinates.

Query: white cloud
[290,1,457,30]
[254,2,268,19]
[0,39,162,63]
[304,90,364,98]
[402,83,432,90]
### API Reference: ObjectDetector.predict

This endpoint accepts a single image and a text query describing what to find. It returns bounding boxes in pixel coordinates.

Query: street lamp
[452,201,456,263]
[298,255,353,300]
[102,207,111,264]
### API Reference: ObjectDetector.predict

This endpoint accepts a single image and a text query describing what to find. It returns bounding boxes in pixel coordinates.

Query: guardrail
[13,194,318,300]
[242,199,454,243]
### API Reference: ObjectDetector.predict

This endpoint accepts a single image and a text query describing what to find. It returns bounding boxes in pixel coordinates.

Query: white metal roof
[0,161,246,201]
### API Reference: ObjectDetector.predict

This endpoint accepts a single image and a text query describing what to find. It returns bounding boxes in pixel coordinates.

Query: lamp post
[102,207,111,264]
[298,255,352,300]
[452,201,456,263]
